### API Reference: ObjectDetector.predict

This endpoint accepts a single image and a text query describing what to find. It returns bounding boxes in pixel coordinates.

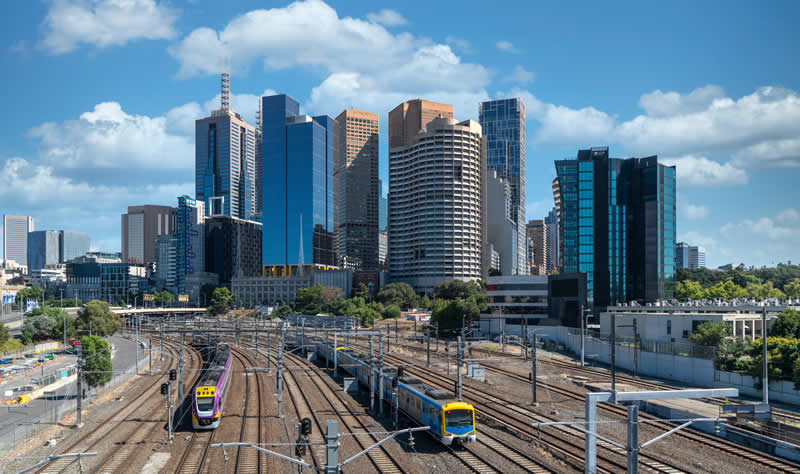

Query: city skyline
[0,1,798,268]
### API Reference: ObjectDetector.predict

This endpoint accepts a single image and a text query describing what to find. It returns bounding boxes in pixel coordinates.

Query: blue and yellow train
[315,341,477,446]
[192,342,232,429]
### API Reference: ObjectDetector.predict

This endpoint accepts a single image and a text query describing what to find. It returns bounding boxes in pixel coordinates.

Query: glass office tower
[59,231,90,262]
[555,147,676,309]
[176,196,205,294]
[261,94,336,270]
[479,98,527,275]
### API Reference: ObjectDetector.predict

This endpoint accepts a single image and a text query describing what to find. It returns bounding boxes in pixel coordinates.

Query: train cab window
[197,396,214,411]
[445,409,473,427]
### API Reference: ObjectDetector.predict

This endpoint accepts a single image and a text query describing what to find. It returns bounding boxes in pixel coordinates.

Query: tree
[745,281,786,299]
[81,335,112,387]
[706,280,745,300]
[272,304,293,318]
[688,321,729,347]
[21,315,56,343]
[488,267,501,277]
[769,308,800,338]
[16,286,44,308]
[675,280,707,301]
[209,287,233,316]
[431,298,480,336]
[76,300,123,336]
[354,306,381,328]
[160,290,175,307]
[0,323,9,346]
[376,283,417,310]
[295,284,344,314]
[26,306,74,340]
[433,280,483,301]
[419,295,432,311]
[354,283,369,300]
[786,279,800,298]
[382,304,401,320]
[199,284,217,306]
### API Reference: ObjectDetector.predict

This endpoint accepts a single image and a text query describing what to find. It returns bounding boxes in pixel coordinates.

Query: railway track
[38,338,195,474]
[346,343,683,473]
[175,429,215,473]
[379,343,800,473]
[229,348,264,474]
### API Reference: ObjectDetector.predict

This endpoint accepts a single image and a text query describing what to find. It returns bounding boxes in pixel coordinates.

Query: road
[0,335,141,448]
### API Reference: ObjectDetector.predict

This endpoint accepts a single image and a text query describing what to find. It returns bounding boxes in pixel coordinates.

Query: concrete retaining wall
[713,371,800,405]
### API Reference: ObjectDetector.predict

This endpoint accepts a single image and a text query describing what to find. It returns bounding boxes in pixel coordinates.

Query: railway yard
[5,316,800,473]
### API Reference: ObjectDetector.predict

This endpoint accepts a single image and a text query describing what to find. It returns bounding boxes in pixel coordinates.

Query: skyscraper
[335,109,379,272]
[59,231,89,263]
[27,231,60,272]
[121,205,176,264]
[261,94,336,270]
[176,196,205,294]
[486,171,518,276]
[555,147,676,308]
[195,74,257,219]
[3,215,34,267]
[676,242,706,270]
[378,179,388,232]
[205,215,262,285]
[388,114,487,293]
[479,98,527,275]
[527,220,547,275]
[545,208,559,274]
[388,99,454,149]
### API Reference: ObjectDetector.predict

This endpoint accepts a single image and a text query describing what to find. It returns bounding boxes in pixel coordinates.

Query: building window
[667,320,671,335]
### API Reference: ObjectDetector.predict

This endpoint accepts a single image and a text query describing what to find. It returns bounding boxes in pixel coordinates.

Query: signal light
[295,438,306,457]
[169,369,177,381]
[300,417,312,436]
[161,383,168,395]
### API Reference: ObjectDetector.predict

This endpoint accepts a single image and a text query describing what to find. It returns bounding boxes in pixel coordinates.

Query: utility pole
[369,337,375,414]
[267,324,272,370]
[302,318,306,357]
[76,344,83,426]
[255,316,259,359]
[456,334,462,401]
[149,336,152,372]
[633,318,639,377]
[378,337,384,416]
[63,313,67,349]
[334,332,339,375]
[277,322,285,417]
[763,305,769,405]
[325,420,338,474]
[135,316,139,375]
[580,303,585,367]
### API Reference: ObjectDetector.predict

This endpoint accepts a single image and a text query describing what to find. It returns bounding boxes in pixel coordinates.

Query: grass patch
[0,338,24,353]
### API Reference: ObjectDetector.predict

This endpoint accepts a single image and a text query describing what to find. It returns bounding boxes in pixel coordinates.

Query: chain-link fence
[0,354,149,455]
[564,327,716,359]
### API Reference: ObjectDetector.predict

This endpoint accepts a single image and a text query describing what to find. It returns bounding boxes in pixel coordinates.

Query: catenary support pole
[277,323,285,417]
[76,344,83,426]
[580,303,585,367]
[426,327,430,368]
[370,337,375,414]
[611,312,616,395]
[627,404,639,474]
[457,335,462,401]
[177,336,184,419]
[379,337,384,416]
[325,420,339,474]
[334,333,338,375]
[531,333,537,405]
[763,305,769,405]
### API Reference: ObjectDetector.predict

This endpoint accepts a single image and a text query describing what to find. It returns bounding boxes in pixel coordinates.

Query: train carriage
[192,343,232,429]
[314,341,476,446]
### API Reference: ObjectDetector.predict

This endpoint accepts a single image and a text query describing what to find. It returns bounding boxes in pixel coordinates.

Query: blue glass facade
[555,147,676,309]
[479,98,527,275]
[195,110,256,220]
[176,196,205,294]
[27,231,60,272]
[261,94,335,268]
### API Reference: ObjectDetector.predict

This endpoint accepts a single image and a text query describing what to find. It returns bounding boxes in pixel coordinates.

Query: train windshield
[197,396,214,411]
[445,409,473,427]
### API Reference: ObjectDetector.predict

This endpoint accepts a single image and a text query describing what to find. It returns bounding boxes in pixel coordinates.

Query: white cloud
[445,36,472,54]
[505,65,535,85]
[638,85,725,117]
[685,203,709,220]
[366,9,407,26]
[165,89,277,136]
[731,138,800,169]
[680,231,717,249]
[660,155,748,187]
[29,102,194,171]
[617,87,800,163]
[495,40,518,53]
[41,0,178,54]
[721,209,800,241]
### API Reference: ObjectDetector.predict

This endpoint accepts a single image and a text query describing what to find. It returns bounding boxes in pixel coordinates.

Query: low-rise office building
[598,304,797,343]
[232,266,352,306]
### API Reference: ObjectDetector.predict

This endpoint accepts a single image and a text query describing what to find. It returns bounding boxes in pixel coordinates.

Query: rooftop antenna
[221,55,231,111]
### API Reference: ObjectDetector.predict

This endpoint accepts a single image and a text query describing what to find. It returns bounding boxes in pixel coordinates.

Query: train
[192,342,232,429]
[314,341,477,446]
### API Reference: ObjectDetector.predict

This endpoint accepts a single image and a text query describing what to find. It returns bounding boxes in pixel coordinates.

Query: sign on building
[143,294,155,302]
[178,294,189,302]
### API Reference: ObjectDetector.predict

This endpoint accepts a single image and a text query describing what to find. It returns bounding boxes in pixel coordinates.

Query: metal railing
[563,327,717,359]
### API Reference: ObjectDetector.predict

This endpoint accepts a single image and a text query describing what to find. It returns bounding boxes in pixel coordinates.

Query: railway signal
[160,383,168,395]
[169,369,177,381]
[301,417,312,436]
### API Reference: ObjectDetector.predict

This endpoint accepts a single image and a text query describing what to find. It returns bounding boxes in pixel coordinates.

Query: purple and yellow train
[192,342,232,429]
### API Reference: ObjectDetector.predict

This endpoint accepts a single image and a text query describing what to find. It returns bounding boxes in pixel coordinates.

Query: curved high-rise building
[388,115,487,293]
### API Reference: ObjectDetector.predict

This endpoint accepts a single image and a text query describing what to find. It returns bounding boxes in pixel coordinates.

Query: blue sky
[1,0,798,268]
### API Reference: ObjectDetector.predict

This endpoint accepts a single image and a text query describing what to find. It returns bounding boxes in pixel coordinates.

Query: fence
[0,354,149,456]
[287,314,358,330]
[562,327,717,359]
[1,342,61,360]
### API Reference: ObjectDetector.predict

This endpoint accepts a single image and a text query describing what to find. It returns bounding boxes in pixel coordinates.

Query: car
[125,304,132,309]
[0,358,10,364]
[71,340,81,347]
